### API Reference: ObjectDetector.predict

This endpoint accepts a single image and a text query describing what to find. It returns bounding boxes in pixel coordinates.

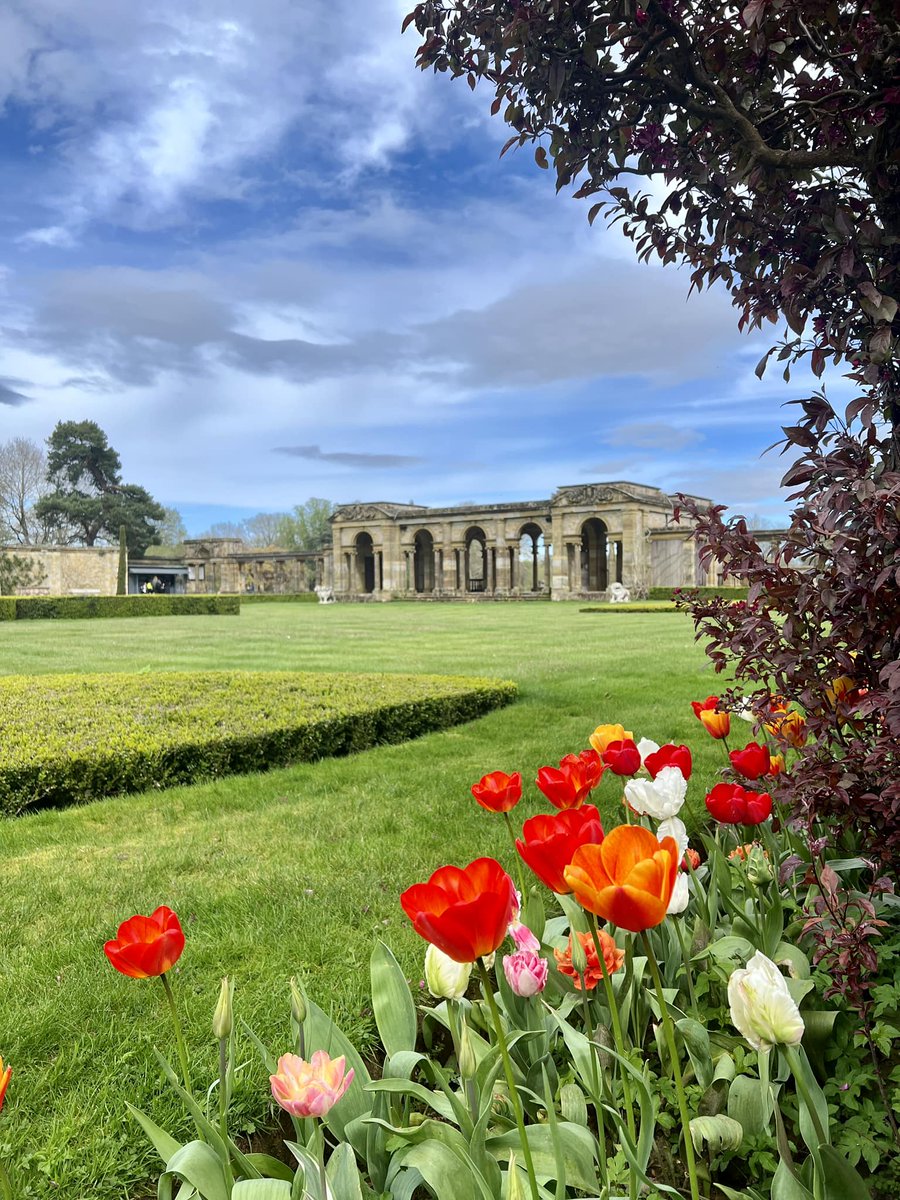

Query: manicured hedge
[580,603,682,613]
[0,670,517,814]
[240,592,318,604]
[10,594,240,620]
[648,586,749,601]
[0,597,16,621]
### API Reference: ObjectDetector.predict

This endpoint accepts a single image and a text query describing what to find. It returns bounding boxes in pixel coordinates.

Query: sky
[0,0,848,535]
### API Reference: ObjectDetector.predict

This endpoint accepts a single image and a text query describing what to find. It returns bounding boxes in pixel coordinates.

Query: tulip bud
[506,1152,525,1200]
[425,944,472,1000]
[457,1016,477,1080]
[569,927,589,980]
[212,976,234,1040]
[289,977,307,1025]
[728,951,805,1052]
[745,844,774,885]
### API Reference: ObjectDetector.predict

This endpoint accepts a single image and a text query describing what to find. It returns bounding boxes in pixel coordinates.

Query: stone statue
[608,581,631,603]
[314,585,336,604]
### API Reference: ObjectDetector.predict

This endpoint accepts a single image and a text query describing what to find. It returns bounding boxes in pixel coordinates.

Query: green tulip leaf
[326,1142,365,1200]
[242,1155,295,1183]
[391,1140,484,1200]
[486,1121,600,1193]
[676,1017,714,1090]
[370,941,417,1058]
[303,998,373,1152]
[125,1101,181,1166]
[818,1144,873,1200]
[231,1183,293,1199]
[161,1140,229,1200]
[771,1159,814,1200]
[689,1115,745,1157]
[727,1074,770,1137]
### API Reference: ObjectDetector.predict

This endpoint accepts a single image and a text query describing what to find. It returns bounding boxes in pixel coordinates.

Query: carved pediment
[552,484,623,507]
[333,504,394,522]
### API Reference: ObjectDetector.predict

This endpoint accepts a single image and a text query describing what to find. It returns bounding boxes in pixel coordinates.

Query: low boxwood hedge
[240,592,318,604]
[9,594,240,620]
[648,586,749,601]
[0,670,517,814]
[0,597,16,621]
[580,603,682,613]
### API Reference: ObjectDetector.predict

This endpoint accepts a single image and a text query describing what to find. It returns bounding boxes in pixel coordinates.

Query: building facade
[329,481,716,601]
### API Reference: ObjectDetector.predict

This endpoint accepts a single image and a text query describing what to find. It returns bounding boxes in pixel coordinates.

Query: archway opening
[581,518,609,592]
[355,532,375,593]
[413,529,435,593]
[465,526,487,593]
[518,522,546,593]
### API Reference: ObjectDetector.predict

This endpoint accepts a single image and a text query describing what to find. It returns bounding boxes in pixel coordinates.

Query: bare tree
[0,437,51,544]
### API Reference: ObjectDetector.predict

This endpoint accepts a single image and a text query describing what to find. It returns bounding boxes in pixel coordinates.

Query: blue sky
[0,0,846,535]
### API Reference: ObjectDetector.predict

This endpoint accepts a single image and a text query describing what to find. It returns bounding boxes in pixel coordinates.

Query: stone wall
[1,545,121,595]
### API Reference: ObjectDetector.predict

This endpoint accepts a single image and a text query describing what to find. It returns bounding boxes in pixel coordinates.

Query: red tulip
[645,743,692,780]
[471,770,522,813]
[516,804,604,894]
[729,742,771,780]
[536,752,603,809]
[401,858,516,963]
[691,695,720,719]
[564,824,679,933]
[705,783,772,825]
[104,906,185,979]
[601,739,642,776]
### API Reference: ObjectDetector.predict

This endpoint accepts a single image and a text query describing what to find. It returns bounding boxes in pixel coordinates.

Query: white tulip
[667,871,690,914]
[624,765,687,819]
[636,737,660,765]
[657,816,689,858]
[424,944,472,1000]
[728,951,805,1052]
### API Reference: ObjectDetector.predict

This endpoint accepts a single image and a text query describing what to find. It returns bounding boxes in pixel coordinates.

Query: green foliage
[11,594,240,620]
[0,669,516,813]
[649,587,749,601]
[0,596,16,620]
[240,592,318,604]
[580,603,681,613]
[275,498,334,552]
[116,525,127,595]
[34,420,165,555]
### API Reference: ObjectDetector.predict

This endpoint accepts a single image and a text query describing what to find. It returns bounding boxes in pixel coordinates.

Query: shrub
[648,587,749,602]
[12,594,240,620]
[240,592,318,604]
[580,603,681,614]
[0,597,15,621]
[0,671,517,813]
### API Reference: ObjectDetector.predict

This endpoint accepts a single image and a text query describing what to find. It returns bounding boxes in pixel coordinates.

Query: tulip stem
[672,918,699,1015]
[218,1038,234,1189]
[641,932,701,1200]
[783,1045,828,1148]
[160,972,193,1095]
[476,959,540,1200]
[577,977,610,1191]
[503,812,530,905]
[587,915,637,1155]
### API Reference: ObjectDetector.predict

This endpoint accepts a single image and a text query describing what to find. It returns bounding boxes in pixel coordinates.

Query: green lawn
[0,602,725,1198]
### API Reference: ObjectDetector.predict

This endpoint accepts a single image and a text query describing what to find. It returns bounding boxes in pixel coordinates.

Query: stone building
[329,481,717,601]
[0,544,120,595]
[180,539,325,595]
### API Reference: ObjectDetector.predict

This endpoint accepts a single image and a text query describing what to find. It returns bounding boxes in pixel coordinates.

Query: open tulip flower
[554,928,624,990]
[270,1050,354,1118]
[729,742,772,780]
[706,782,773,825]
[564,824,679,932]
[104,906,185,979]
[503,949,548,997]
[601,738,642,776]
[401,857,516,963]
[516,804,604,894]
[0,1056,10,1114]
[645,743,692,780]
[536,752,603,809]
[625,765,687,820]
[471,769,522,813]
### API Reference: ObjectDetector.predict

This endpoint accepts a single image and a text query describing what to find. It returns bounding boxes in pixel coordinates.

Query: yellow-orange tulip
[564,824,679,933]
[589,723,633,753]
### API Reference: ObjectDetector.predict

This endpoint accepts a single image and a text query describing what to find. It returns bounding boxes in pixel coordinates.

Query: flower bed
[35,690,892,1200]
[0,670,516,814]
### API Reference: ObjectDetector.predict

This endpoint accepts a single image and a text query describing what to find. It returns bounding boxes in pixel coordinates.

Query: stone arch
[354,531,376,594]
[581,517,608,592]
[517,521,548,593]
[413,528,436,594]
[464,526,488,593]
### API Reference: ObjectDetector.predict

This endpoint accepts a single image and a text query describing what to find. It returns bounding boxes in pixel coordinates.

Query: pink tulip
[503,949,548,997]
[270,1050,354,1118]
[509,921,541,953]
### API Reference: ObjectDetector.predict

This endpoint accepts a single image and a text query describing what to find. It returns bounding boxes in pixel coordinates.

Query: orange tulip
[699,709,731,739]
[104,906,185,979]
[766,709,806,748]
[0,1056,10,1114]
[554,929,624,990]
[564,824,679,932]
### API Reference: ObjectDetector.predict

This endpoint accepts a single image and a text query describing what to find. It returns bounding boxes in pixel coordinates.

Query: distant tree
[34,421,165,557]
[241,511,288,548]
[0,437,52,544]
[197,521,246,542]
[156,507,188,550]
[275,498,334,552]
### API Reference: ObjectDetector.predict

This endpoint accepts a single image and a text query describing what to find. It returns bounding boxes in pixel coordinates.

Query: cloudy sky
[0,0,842,534]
